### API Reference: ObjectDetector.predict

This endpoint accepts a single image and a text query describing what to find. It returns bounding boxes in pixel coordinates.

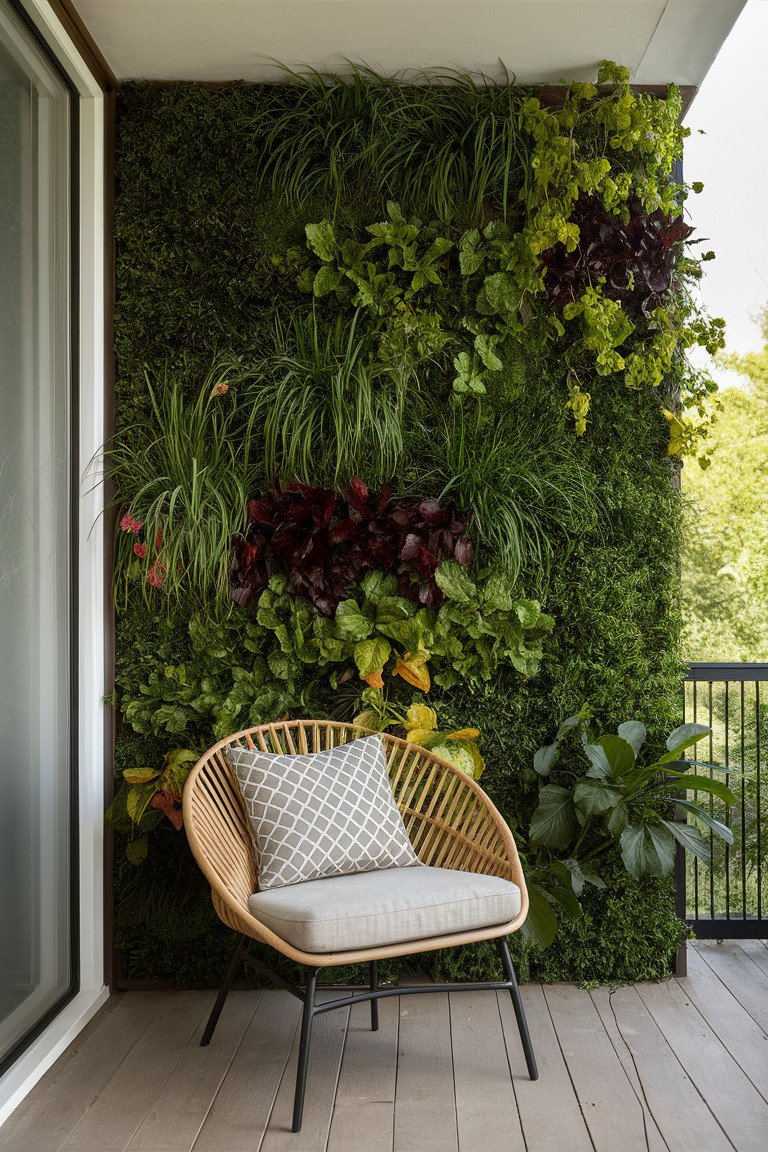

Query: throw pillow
[226,734,420,889]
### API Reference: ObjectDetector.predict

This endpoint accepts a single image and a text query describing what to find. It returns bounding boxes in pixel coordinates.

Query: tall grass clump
[424,407,600,583]
[244,309,411,487]
[249,66,532,225]
[106,358,255,606]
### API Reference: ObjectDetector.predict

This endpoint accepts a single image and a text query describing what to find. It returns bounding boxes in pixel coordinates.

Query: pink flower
[133,541,147,559]
[120,512,144,535]
[146,562,166,588]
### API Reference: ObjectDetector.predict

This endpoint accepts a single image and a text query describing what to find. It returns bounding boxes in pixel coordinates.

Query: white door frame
[0,0,109,1126]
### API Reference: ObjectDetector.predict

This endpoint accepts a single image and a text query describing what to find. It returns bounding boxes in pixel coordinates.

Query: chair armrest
[183,749,258,917]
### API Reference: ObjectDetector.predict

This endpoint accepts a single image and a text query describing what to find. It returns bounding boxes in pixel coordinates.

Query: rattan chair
[183,720,538,1131]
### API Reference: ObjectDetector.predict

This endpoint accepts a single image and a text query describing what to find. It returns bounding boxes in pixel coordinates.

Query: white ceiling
[72,0,746,89]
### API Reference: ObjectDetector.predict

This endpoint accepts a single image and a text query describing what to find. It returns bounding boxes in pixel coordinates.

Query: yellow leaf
[404,704,437,732]
[123,767,160,785]
[446,728,481,740]
[405,728,434,746]
[393,653,431,692]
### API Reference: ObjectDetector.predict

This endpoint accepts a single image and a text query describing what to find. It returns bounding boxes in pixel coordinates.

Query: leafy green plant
[106,748,198,863]
[353,698,486,780]
[118,565,552,744]
[243,309,411,487]
[107,360,255,605]
[524,710,736,946]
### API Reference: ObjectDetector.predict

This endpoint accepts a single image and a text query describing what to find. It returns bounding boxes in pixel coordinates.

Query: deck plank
[393,993,458,1152]
[193,991,301,1152]
[326,997,399,1152]
[59,992,214,1152]
[125,991,263,1152]
[499,984,593,1152]
[682,948,768,1101]
[737,940,768,980]
[543,982,658,1152]
[4,954,768,1152]
[694,940,768,1034]
[0,994,167,1152]
[258,993,349,1152]
[591,985,731,1152]
[449,991,525,1152]
[638,976,768,1150]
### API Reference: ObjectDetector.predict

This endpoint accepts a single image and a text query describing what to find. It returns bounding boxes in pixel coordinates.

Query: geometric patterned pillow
[226,734,420,890]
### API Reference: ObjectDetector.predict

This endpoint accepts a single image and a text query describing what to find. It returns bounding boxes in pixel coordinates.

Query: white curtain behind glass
[0,3,72,1065]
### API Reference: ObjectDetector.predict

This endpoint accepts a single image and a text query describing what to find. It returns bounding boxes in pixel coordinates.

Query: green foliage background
[112,79,689,986]
[682,307,768,661]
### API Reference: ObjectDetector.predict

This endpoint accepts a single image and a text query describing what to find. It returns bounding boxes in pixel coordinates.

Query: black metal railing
[680,663,768,938]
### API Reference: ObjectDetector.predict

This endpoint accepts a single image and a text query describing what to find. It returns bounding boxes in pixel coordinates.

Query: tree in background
[682,307,768,660]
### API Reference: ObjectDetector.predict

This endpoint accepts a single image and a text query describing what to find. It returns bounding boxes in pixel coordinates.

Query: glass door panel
[0,0,74,1067]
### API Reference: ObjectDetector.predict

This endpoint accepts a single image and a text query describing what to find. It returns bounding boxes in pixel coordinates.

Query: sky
[682,0,768,384]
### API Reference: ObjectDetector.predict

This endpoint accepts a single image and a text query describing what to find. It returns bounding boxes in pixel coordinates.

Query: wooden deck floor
[2,940,767,1152]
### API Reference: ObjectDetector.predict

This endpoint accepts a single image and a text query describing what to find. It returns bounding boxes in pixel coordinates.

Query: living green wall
[109,72,710,987]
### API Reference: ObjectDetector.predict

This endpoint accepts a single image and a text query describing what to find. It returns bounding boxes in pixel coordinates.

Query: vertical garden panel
[108,69,722,986]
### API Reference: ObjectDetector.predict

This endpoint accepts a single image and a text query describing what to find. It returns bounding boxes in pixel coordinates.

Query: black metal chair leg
[369,960,379,1032]
[201,936,246,1047]
[292,968,319,1133]
[496,937,539,1080]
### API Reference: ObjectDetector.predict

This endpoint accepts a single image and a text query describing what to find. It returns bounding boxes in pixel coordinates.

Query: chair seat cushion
[248,865,521,953]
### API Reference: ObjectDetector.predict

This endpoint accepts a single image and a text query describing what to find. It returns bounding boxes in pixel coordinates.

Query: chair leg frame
[200,934,538,1133]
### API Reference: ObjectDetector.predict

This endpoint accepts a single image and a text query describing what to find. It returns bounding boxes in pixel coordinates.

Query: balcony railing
[680,663,768,938]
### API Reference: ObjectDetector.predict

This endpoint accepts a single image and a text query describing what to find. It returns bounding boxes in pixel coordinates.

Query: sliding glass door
[0,0,76,1070]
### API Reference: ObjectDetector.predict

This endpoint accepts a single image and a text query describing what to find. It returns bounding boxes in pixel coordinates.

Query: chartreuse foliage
[111,63,702,985]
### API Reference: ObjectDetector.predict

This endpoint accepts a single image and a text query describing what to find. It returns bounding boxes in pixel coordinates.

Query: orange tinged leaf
[393,652,431,693]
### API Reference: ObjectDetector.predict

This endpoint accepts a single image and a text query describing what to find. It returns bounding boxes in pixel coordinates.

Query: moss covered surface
[112,80,687,986]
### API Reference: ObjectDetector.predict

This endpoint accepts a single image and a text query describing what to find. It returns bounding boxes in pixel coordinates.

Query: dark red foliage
[231,479,472,614]
[540,196,694,322]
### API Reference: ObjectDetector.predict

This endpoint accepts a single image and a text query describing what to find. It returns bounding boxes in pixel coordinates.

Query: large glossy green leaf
[598,734,636,776]
[126,780,159,827]
[620,822,676,879]
[305,219,337,262]
[666,774,736,805]
[434,560,477,604]
[360,570,398,604]
[617,721,647,756]
[521,885,558,949]
[334,600,374,641]
[353,637,391,678]
[670,798,734,845]
[548,883,583,921]
[607,800,628,837]
[529,785,578,850]
[660,819,711,864]
[482,571,516,613]
[534,742,559,777]
[556,714,582,740]
[573,777,622,816]
[664,722,711,755]
[583,743,612,779]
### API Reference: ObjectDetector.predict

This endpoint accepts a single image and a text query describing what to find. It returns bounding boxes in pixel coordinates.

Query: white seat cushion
[248,866,521,953]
